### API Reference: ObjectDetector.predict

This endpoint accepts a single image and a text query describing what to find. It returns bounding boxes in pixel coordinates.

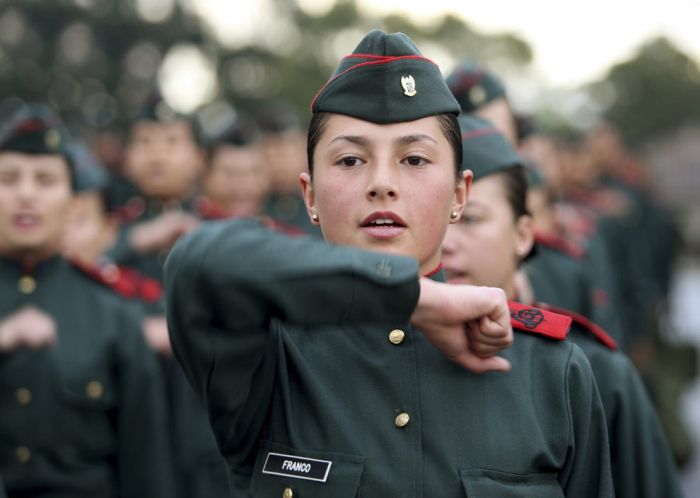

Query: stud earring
[312,213,319,222]
[450,211,459,221]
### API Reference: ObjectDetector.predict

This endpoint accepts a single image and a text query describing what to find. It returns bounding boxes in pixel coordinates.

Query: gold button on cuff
[388,329,405,345]
[16,387,32,406]
[283,487,293,498]
[18,276,36,294]
[86,381,104,399]
[395,412,410,428]
[16,446,31,463]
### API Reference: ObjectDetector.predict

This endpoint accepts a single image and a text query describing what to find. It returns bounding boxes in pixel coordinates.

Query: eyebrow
[328,134,438,147]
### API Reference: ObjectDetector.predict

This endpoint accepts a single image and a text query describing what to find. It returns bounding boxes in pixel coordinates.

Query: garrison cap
[460,114,522,180]
[311,30,460,123]
[446,62,506,113]
[0,104,94,191]
[0,104,72,159]
[130,92,203,144]
[209,115,261,149]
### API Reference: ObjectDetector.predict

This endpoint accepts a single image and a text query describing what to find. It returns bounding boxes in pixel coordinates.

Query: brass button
[16,387,32,406]
[388,329,405,345]
[16,446,31,463]
[395,412,410,428]
[283,487,293,498]
[86,381,104,399]
[18,276,36,294]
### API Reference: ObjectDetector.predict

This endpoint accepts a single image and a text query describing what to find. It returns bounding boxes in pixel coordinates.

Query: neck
[0,246,59,272]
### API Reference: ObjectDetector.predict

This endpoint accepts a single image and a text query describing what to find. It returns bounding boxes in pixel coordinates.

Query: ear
[299,172,319,225]
[449,170,472,223]
[515,214,535,260]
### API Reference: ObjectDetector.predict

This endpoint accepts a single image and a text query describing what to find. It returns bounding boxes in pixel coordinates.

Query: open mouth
[443,268,470,284]
[360,211,407,239]
[13,214,41,230]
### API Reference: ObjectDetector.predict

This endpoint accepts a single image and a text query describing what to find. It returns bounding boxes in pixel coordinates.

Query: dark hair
[492,164,535,262]
[494,165,530,221]
[307,112,463,177]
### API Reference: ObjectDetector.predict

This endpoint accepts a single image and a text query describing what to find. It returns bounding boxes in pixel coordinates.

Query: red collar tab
[508,301,571,340]
[423,262,443,278]
[70,260,163,303]
[534,231,586,260]
[536,302,618,350]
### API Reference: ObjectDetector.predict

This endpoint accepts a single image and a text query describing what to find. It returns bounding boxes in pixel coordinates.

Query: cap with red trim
[446,62,507,113]
[311,30,460,124]
[509,301,571,341]
[460,115,522,180]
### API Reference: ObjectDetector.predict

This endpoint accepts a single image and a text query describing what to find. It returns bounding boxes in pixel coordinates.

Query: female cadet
[165,30,613,497]
[442,115,682,498]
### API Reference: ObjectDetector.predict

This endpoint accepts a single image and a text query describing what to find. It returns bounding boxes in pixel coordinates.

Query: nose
[16,176,38,201]
[366,160,398,200]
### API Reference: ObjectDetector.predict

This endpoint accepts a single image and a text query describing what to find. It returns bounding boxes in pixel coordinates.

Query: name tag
[262,452,332,482]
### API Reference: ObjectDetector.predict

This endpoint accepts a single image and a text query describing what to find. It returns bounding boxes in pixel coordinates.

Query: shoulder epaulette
[536,302,618,351]
[534,231,586,260]
[509,301,571,340]
[70,261,163,304]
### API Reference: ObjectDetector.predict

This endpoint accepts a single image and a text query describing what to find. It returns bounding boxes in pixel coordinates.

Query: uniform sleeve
[558,344,615,498]
[164,219,421,467]
[606,354,683,498]
[114,303,177,498]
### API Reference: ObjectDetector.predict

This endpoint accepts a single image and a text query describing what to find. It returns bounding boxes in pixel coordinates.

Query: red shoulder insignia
[70,261,162,304]
[509,301,571,340]
[194,196,230,220]
[536,302,618,350]
[534,231,586,260]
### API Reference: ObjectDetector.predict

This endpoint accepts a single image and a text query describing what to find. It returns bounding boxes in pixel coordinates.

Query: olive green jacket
[166,219,613,498]
[0,255,175,498]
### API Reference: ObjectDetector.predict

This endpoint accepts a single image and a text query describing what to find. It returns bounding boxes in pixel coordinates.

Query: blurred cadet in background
[0,104,174,497]
[199,115,270,220]
[107,94,203,282]
[258,103,321,236]
[442,115,683,498]
[446,61,517,144]
[448,63,624,344]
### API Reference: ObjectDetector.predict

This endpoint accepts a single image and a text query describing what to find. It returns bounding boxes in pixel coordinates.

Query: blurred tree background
[0,0,533,136]
[0,0,699,148]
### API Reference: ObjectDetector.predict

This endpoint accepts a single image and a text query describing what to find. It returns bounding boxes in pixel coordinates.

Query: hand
[142,316,172,356]
[410,278,512,373]
[129,211,201,253]
[0,306,58,352]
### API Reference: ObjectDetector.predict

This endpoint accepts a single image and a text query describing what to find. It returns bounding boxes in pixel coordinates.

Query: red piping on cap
[310,55,437,111]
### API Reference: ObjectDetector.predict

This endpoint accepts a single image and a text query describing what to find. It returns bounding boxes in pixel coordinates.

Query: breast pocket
[460,469,564,498]
[56,370,117,457]
[251,440,365,498]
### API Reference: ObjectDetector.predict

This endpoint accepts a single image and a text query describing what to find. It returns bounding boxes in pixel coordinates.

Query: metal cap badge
[401,75,416,97]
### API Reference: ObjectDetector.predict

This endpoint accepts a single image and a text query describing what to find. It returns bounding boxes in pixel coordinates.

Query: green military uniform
[0,255,175,497]
[166,218,612,497]
[106,97,231,498]
[458,113,683,498]
[525,233,626,345]
[0,105,175,497]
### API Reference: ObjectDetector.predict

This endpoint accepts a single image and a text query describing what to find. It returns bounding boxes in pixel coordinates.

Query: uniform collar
[424,262,445,283]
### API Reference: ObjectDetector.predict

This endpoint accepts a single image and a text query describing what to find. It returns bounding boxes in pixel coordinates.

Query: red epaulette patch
[534,231,586,260]
[536,302,618,351]
[509,301,571,340]
[70,261,163,304]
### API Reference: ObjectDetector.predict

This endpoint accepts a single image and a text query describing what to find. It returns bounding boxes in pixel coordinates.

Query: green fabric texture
[311,30,460,123]
[459,114,521,179]
[446,61,507,112]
